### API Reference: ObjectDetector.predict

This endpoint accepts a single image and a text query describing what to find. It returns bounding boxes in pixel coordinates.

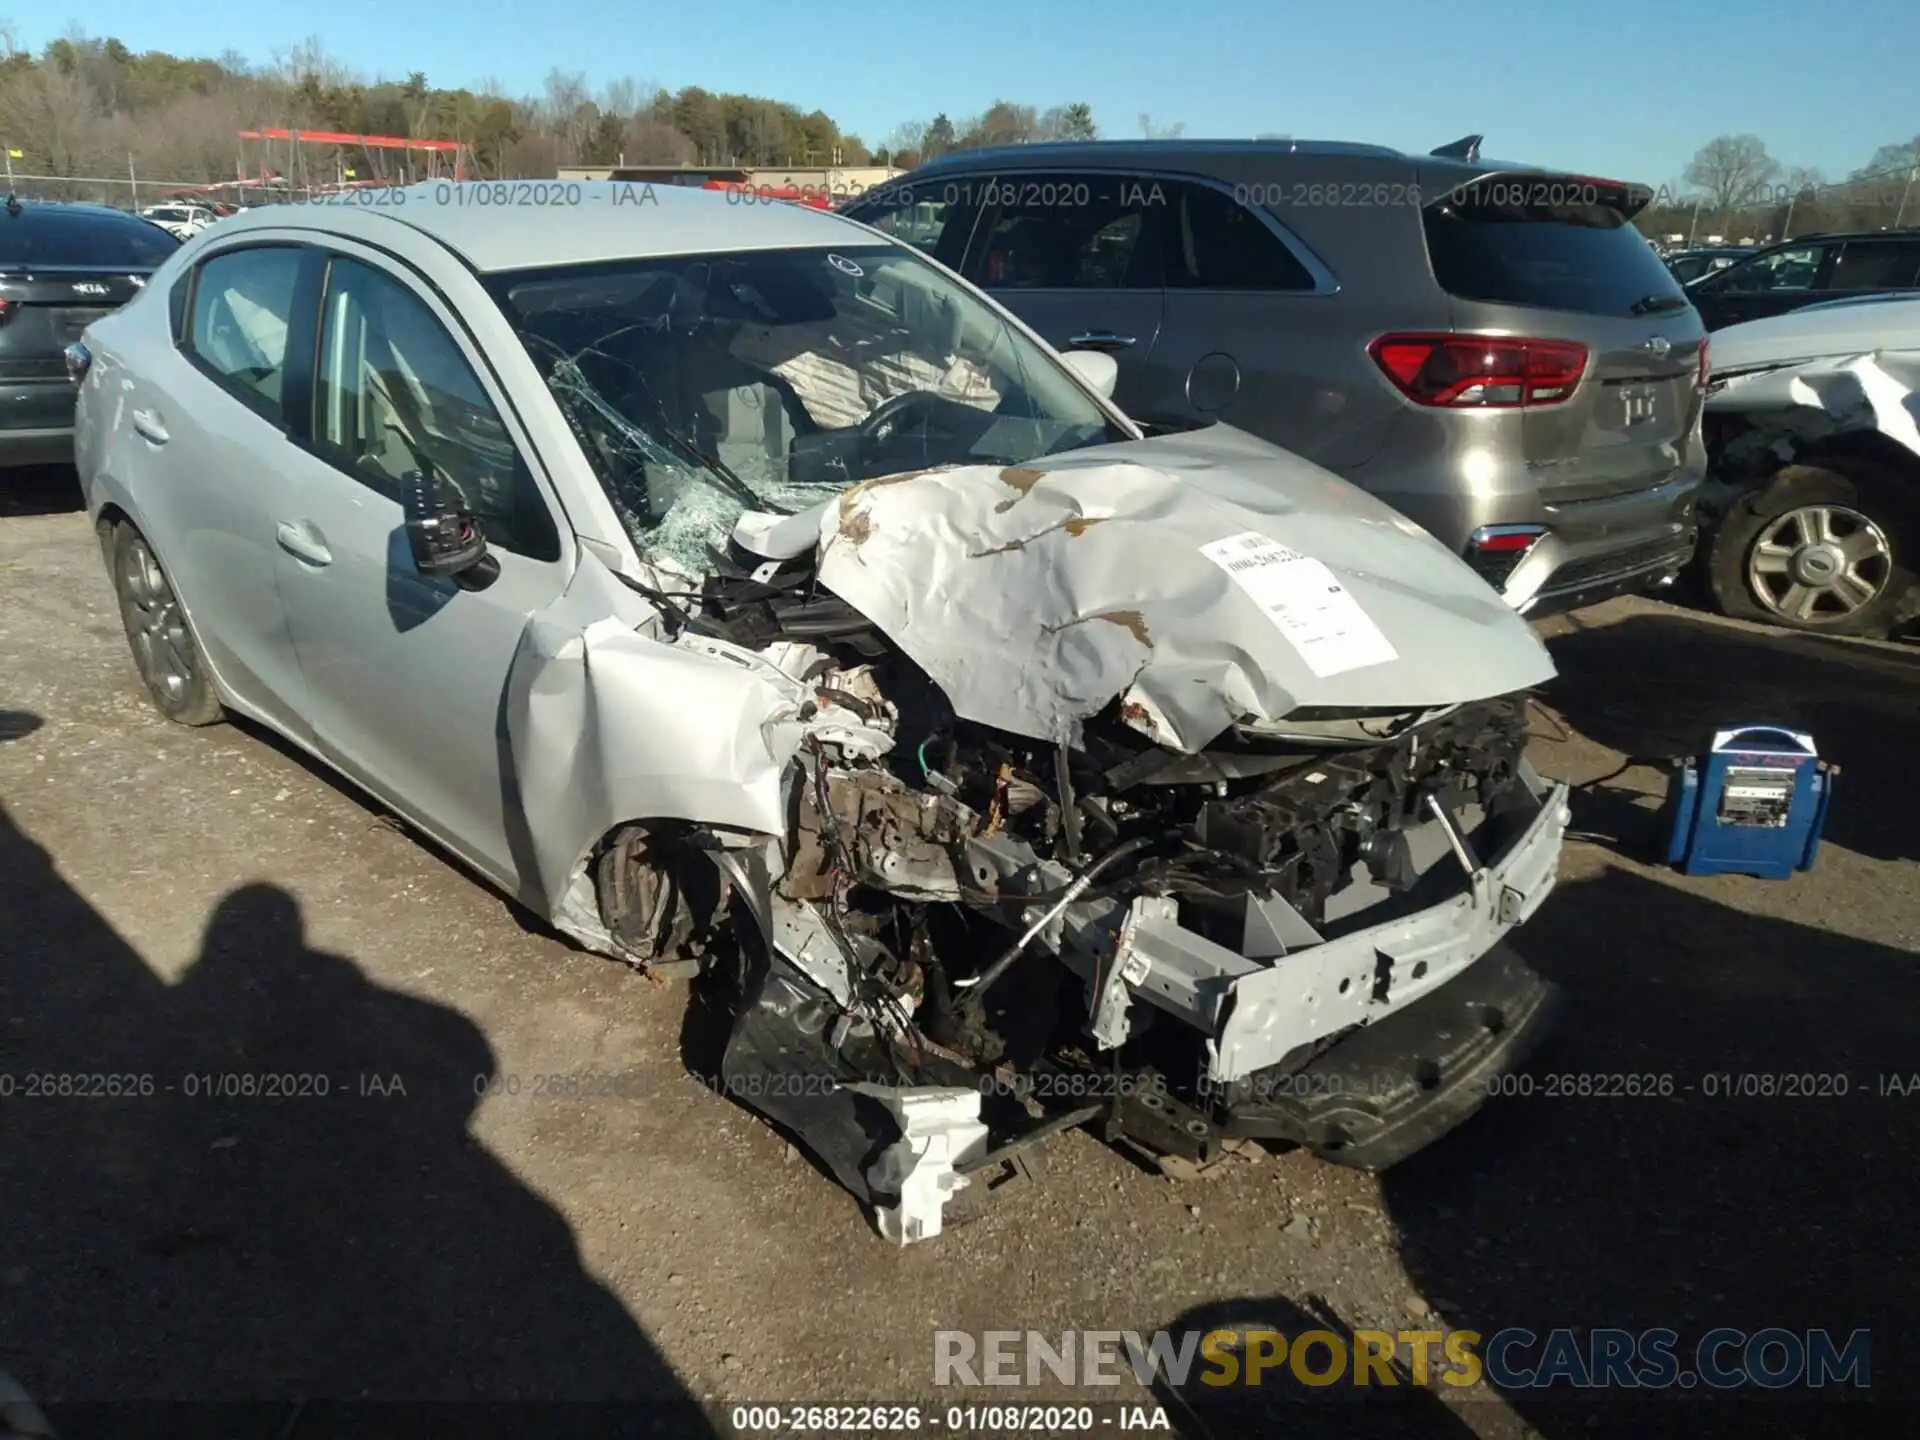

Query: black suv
[0,197,180,466]
[1688,229,1920,330]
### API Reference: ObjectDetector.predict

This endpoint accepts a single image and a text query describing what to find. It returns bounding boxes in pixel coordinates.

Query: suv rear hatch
[1419,172,1705,504]
[0,205,176,427]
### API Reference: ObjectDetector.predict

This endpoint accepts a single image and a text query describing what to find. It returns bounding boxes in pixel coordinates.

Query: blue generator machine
[1664,726,1835,879]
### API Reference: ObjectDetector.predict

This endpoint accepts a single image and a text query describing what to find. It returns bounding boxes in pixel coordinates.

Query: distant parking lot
[2,463,1914,1436]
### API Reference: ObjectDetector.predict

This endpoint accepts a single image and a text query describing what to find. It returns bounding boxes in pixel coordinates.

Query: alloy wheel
[117,535,197,703]
[1745,503,1892,624]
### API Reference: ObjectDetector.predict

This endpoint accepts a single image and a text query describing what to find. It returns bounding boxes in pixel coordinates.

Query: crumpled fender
[1707,350,1920,459]
[501,550,801,934]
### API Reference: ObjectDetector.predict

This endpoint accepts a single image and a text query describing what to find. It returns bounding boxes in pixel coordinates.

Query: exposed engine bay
[585,541,1570,1243]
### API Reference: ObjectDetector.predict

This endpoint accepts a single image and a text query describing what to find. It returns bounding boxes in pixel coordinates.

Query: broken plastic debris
[857,1085,990,1245]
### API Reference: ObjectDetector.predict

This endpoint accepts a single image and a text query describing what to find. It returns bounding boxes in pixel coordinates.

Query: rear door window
[184,246,306,421]
[1161,181,1316,291]
[1827,239,1920,292]
[1423,180,1686,316]
[0,207,180,269]
[968,175,1161,290]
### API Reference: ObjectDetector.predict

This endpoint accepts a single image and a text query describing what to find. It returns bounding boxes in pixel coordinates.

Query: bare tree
[0,63,107,191]
[1683,134,1780,214]
[1857,137,1920,179]
[1138,112,1185,140]
[886,118,926,159]
[623,116,693,165]
[599,76,638,124]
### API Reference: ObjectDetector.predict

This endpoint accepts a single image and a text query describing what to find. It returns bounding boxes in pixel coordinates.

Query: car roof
[913,138,1406,167]
[7,198,154,222]
[899,138,1588,184]
[1764,229,1920,246]
[212,181,879,273]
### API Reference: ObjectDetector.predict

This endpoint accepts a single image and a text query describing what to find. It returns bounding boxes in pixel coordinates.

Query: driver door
[270,244,575,891]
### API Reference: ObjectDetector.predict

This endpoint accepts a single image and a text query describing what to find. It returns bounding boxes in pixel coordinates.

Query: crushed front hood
[739,424,1556,754]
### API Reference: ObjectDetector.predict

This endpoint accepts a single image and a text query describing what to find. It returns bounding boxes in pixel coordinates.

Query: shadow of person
[1149,1294,1479,1440]
[1541,609,1920,861]
[1379,868,1913,1438]
[0,796,711,1437]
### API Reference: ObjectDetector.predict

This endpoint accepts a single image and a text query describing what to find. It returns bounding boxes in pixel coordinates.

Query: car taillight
[1368,333,1589,408]
[1695,335,1710,392]
[1464,524,1547,592]
[0,296,12,325]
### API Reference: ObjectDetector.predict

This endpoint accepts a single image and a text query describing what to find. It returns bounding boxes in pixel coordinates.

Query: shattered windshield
[486,243,1127,573]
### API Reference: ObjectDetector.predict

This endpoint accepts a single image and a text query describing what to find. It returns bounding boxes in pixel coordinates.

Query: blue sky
[19,0,1918,187]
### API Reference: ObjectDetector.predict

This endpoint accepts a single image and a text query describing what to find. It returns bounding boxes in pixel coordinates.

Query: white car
[138,203,218,240]
[1699,293,1920,635]
[70,183,1570,1241]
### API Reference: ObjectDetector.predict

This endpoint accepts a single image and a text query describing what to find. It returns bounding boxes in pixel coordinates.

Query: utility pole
[1896,166,1917,229]
[128,152,137,209]
[1686,198,1702,247]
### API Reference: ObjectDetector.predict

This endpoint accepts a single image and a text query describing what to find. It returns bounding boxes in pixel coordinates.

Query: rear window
[0,207,181,269]
[1829,239,1920,292]
[1423,179,1686,317]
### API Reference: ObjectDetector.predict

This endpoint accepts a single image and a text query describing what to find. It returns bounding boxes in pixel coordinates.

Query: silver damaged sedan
[72,183,1571,1243]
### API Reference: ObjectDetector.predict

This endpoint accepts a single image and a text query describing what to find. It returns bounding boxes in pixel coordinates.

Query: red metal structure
[238,128,470,189]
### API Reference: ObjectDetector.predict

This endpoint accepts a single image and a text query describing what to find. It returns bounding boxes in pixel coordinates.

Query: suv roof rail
[1430,134,1483,162]
[911,138,1408,164]
[1790,227,1920,242]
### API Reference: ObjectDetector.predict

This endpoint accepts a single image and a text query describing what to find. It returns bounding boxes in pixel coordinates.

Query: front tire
[1706,461,1917,637]
[110,522,223,726]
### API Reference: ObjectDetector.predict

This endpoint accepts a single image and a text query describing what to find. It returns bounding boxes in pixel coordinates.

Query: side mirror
[402,469,493,580]
[1061,348,1119,399]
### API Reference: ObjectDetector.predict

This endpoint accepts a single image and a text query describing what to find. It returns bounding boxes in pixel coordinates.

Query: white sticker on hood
[1199,531,1398,678]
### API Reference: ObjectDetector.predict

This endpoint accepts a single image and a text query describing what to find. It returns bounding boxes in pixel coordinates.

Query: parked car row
[839,144,1919,640]
[138,202,223,240]
[11,145,1916,645]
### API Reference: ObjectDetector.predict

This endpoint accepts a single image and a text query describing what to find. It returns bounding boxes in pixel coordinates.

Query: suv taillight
[1464,524,1547,591]
[1368,333,1589,408]
[1695,335,1711,392]
[0,296,12,325]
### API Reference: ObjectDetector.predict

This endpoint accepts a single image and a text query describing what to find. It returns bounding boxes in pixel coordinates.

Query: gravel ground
[1,467,1915,1439]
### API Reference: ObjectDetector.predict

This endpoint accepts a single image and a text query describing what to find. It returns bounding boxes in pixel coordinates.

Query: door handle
[130,408,168,444]
[275,521,332,567]
[1068,331,1136,351]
